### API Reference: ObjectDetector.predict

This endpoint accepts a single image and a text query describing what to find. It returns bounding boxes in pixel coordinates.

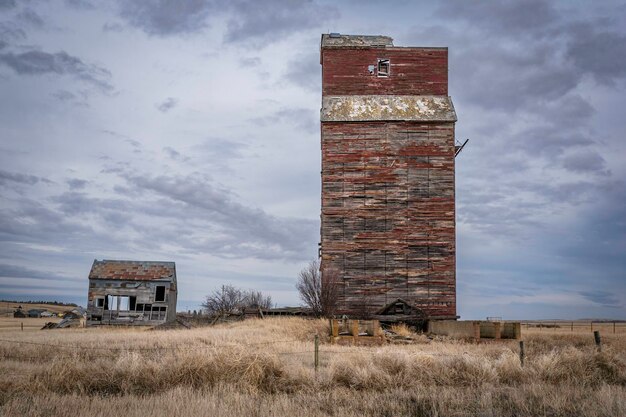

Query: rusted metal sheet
[320,35,457,320]
[321,95,457,122]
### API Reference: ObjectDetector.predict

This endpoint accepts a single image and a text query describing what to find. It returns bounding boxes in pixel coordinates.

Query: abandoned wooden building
[320,34,458,319]
[86,260,177,326]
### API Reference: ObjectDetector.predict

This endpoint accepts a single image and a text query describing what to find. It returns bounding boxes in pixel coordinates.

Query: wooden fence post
[519,341,525,367]
[314,335,319,372]
[594,331,601,352]
[614,322,616,334]
[21,322,23,331]
[571,322,573,332]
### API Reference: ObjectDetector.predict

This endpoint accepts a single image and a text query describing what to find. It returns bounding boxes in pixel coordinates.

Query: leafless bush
[296,259,340,317]
[202,285,273,315]
[243,290,273,310]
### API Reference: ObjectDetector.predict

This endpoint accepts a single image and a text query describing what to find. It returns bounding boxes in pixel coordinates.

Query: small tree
[296,259,340,317]
[202,285,273,316]
[202,285,244,316]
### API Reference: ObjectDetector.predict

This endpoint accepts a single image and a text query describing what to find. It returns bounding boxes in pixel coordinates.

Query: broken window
[129,296,136,311]
[105,295,130,311]
[155,285,166,302]
[377,59,390,77]
[95,298,104,308]
[118,296,129,311]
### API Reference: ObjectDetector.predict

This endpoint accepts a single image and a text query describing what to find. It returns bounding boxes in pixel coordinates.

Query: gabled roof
[88,260,176,283]
[376,299,427,317]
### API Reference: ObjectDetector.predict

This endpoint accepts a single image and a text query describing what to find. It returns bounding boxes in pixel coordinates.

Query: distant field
[0,317,624,417]
[0,301,76,316]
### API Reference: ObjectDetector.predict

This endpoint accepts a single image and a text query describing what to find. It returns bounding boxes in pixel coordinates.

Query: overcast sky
[0,0,624,319]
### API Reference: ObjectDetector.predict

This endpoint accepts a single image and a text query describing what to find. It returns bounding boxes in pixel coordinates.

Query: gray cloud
[163,146,181,160]
[119,171,317,259]
[51,89,75,101]
[579,290,622,308]
[117,0,215,36]
[51,89,89,107]
[251,107,317,133]
[0,263,77,282]
[16,8,45,28]
[66,178,88,190]
[239,56,260,67]
[565,22,626,85]
[0,169,47,186]
[0,49,113,92]
[562,150,610,175]
[156,96,177,112]
[224,0,338,45]
[116,0,337,46]
[0,0,16,10]
[0,21,26,44]
[64,0,95,10]
[284,51,319,91]
[102,22,124,32]
[192,138,247,161]
[438,0,559,37]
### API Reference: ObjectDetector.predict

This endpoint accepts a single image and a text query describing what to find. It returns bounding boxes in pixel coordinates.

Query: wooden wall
[320,121,456,318]
[321,48,448,96]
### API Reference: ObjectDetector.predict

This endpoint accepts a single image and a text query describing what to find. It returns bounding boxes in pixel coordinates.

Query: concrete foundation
[429,320,521,340]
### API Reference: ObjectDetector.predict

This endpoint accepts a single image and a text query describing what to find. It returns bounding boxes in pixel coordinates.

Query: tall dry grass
[1,317,625,417]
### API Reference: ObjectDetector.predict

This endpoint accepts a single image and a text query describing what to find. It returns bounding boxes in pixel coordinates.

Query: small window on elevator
[377,59,390,77]
[155,285,166,302]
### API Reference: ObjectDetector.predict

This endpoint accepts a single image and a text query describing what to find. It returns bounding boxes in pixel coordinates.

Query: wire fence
[521,321,626,333]
[0,335,471,364]
[0,322,621,365]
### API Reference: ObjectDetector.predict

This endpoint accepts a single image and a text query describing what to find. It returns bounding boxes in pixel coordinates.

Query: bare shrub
[202,285,244,316]
[296,259,340,317]
[243,290,273,310]
[202,285,273,315]
[390,323,414,337]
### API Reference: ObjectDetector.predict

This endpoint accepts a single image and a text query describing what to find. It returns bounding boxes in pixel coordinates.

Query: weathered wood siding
[321,48,448,96]
[320,121,456,318]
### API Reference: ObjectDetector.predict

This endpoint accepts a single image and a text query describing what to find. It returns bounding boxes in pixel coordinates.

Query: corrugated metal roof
[321,95,457,122]
[88,259,176,282]
[321,34,394,48]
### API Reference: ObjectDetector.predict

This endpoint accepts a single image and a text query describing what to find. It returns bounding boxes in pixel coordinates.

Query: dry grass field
[0,317,624,417]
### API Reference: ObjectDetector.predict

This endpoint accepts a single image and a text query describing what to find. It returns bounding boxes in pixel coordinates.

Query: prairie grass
[389,323,414,337]
[1,317,624,417]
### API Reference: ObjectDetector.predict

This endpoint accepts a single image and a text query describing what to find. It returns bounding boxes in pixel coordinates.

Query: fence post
[594,331,601,352]
[614,322,616,334]
[590,321,593,332]
[571,322,573,332]
[519,341,525,367]
[21,322,23,331]
[314,335,319,373]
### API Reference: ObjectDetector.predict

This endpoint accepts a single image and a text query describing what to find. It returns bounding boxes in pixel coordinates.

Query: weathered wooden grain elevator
[320,34,458,320]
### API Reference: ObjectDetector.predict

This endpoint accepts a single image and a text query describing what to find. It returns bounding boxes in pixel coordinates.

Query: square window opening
[155,285,166,302]
[95,298,104,308]
[377,59,390,77]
